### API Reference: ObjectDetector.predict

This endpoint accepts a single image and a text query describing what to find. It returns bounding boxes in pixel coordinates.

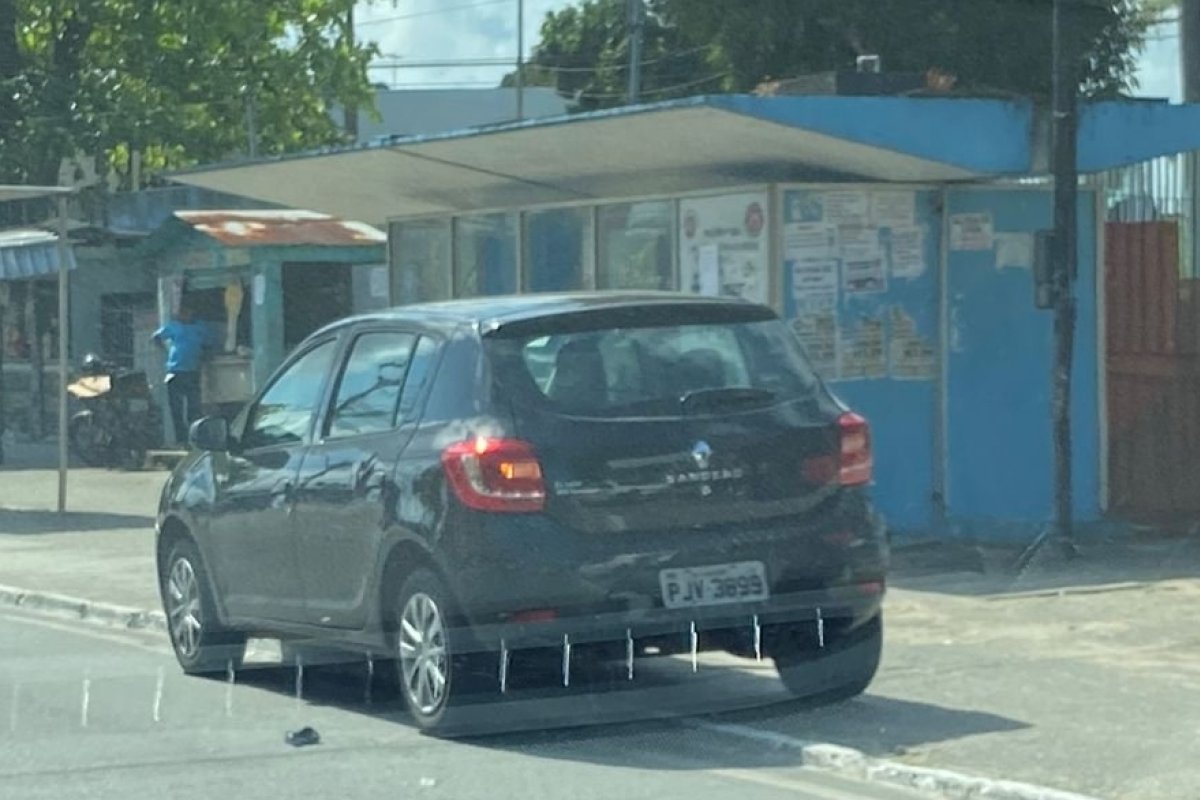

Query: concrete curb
[688,721,1102,800]
[0,583,166,634]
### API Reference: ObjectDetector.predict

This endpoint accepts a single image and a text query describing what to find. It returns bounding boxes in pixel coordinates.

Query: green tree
[0,0,378,187]
[661,0,1149,97]
[503,0,712,111]
[513,0,1149,109]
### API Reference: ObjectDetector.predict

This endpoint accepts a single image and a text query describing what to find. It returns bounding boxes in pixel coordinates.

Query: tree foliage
[0,0,377,186]
[503,0,711,110]
[515,0,1150,109]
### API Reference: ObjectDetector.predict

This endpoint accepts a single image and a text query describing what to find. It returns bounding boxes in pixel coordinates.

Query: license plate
[659,561,769,610]
[128,398,149,413]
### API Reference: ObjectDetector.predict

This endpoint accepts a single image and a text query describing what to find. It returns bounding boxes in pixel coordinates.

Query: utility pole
[245,91,259,159]
[627,0,644,104]
[344,3,359,140]
[1183,0,1200,102]
[1050,0,1080,559]
[515,0,525,120]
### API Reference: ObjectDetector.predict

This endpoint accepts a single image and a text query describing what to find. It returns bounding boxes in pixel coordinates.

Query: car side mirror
[189,416,229,452]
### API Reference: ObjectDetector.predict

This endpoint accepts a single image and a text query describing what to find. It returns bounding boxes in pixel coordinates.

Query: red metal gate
[1106,220,1200,519]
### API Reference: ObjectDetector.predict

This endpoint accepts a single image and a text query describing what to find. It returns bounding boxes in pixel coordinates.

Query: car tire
[389,568,480,733]
[161,538,246,675]
[773,613,882,703]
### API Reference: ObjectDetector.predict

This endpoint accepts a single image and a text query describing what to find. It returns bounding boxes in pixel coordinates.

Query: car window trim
[238,334,343,453]
[319,326,420,443]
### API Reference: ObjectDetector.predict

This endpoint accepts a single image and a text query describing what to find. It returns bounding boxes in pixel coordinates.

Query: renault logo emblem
[692,441,712,470]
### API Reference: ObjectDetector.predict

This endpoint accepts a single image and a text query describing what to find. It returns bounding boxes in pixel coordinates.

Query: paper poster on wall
[697,244,720,296]
[839,226,881,262]
[995,232,1034,269]
[369,265,390,299]
[791,313,838,377]
[785,222,839,260]
[793,291,838,316]
[252,273,266,306]
[839,317,886,380]
[885,225,926,279]
[888,307,936,380]
[679,192,770,305]
[950,212,994,251]
[819,190,870,226]
[870,191,916,228]
[844,257,887,294]
[791,259,838,296]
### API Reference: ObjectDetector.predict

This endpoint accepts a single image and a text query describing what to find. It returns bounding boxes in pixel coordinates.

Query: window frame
[321,328,419,442]
[314,325,446,444]
[237,335,342,453]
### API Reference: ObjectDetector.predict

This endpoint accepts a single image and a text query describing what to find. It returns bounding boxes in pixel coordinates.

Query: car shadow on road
[0,509,155,534]
[231,651,1026,768]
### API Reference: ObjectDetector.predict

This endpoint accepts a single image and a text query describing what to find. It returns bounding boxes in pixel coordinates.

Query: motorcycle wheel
[69,412,112,467]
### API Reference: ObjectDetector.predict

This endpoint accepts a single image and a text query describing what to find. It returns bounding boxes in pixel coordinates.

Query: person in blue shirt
[153,304,212,446]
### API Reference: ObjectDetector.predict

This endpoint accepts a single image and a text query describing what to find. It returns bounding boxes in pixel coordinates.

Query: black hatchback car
[156,292,888,731]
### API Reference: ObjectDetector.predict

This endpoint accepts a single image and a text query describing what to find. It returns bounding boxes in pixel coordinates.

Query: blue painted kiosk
[166,95,1200,541]
[140,210,387,419]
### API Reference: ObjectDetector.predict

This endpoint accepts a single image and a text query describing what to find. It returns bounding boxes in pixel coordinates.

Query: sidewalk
[1,463,1198,799]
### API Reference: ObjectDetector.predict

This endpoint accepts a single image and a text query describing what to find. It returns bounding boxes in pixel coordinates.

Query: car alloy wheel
[166,555,203,659]
[397,591,449,716]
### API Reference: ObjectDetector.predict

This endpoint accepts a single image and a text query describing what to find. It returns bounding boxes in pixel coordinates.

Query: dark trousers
[166,371,202,445]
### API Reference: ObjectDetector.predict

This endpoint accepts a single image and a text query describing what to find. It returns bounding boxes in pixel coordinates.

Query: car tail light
[838,412,873,486]
[441,437,546,513]
[802,412,873,487]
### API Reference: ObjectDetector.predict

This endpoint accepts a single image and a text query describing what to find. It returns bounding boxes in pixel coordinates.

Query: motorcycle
[67,353,164,469]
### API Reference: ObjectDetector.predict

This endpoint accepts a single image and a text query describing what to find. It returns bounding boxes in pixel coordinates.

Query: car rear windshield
[485,310,821,419]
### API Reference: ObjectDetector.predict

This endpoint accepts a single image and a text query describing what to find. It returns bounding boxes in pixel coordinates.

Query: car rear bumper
[438,489,886,648]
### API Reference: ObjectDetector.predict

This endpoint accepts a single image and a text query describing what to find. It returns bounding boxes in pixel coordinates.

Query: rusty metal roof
[174,209,385,247]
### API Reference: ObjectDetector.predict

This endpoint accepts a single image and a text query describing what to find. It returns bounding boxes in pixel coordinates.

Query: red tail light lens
[801,412,873,487]
[838,412,873,486]
[441,437,546,512]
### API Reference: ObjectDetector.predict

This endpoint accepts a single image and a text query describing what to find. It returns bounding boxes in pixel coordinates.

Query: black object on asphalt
[285,727,321,747]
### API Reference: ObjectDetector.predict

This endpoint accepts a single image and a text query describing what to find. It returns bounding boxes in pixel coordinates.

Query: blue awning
[0,229,76,281]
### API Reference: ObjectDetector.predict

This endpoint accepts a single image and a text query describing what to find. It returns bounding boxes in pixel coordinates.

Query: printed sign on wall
[679,192,771,305]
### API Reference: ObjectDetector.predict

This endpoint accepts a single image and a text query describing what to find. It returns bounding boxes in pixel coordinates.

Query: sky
[355,0,1184,100]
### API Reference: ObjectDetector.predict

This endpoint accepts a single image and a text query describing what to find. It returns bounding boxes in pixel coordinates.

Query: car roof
[313,291,763,337]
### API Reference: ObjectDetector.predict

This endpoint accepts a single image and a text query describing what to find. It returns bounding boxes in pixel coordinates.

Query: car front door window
[243,339,337,450]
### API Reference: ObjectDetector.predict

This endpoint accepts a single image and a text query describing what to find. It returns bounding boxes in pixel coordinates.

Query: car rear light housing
[441,437,546,512]
[838,412,873,486]
[802,412,873,487]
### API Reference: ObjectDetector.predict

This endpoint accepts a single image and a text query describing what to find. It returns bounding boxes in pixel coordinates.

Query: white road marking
[152,666,164,723]
[0,612,170,657]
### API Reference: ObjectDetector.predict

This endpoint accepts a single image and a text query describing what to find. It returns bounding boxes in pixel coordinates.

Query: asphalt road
[0,608,923,800]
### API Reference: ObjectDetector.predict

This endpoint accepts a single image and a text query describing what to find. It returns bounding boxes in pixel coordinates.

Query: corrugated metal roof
[174,209,385,247]
[0,228,76,281]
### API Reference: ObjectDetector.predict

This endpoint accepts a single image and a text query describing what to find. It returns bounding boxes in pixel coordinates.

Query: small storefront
[0,229,76,440]
[140,210,387,419]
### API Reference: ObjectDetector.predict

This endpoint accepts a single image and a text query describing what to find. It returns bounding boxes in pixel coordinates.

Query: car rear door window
[397,336,440,423]
[326,332,418,438]
[242,339,338,450]
[489,317,819,419]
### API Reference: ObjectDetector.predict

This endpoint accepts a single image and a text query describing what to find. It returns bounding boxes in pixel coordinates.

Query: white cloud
[356,0,576,88]
[1134,20,1182,102]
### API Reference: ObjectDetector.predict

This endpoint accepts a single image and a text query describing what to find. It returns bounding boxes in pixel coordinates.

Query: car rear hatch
[483,301,857,536]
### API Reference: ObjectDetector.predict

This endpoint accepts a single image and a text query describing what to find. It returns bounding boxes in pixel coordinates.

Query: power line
[569,71,728,101]
[368,46,711,74]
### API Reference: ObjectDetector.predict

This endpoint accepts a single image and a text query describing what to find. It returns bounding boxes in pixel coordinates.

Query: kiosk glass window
[390,219,451,304]
[522,207,593,293]
[454,213,518,298]
[597,201,674,291]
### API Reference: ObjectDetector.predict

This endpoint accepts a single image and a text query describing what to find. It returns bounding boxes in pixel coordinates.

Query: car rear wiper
[680,387,777,414]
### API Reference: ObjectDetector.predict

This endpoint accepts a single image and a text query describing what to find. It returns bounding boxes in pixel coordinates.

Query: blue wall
[782,187,942,534]
[944,188,1100,530]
